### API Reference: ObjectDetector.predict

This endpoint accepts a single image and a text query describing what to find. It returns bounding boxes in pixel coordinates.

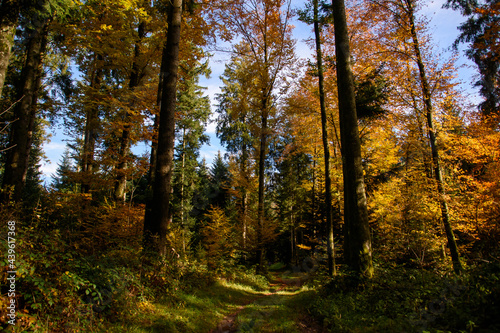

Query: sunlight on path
[210,272,327,333]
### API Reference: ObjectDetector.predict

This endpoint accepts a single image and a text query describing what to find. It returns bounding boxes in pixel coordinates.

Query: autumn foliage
[1,0,499,331]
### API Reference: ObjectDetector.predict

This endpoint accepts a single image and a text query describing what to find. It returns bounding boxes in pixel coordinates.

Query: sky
[39,0,479,185]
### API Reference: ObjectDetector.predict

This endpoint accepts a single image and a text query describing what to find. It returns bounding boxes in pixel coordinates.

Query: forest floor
[105,268,327,333]
[210,271,327,333]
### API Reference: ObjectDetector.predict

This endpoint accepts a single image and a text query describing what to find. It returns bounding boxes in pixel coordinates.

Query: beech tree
[220,0,296,272]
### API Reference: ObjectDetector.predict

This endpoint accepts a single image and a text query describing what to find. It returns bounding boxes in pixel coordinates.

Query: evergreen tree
[208,152,230,209]
[171,58,211,254]
[51,147,76,193]
[445,0,500,118]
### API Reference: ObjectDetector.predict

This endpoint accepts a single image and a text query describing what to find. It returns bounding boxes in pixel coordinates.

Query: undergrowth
[308,261,500,333]
[0,195,275,332]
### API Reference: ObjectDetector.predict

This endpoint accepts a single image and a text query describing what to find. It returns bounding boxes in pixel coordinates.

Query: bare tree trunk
[405,0,462,274]
[332,0,373,278]
[0,0,20,98]
[314,0,335,276]
[143,0,182,257]
[2,15,49,201]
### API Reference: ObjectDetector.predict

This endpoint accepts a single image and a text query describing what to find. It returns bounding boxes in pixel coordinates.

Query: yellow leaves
[99,24,113,31]
[297,244,311,250]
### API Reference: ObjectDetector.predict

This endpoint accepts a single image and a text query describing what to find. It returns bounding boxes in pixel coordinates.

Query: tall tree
[222,0,296,272]
[113,19,146,201]
[368,0,464,273]
[445,0,500,119]
[2,3,51,201]
[172,59,211,254]
[52,147,77,193]
[403,0,463,273]
[331,0,373,277]
[143,0,183,257]
[313,0,335,276]
[216,57,256,255]
[0,0,21,98]
[298,0,336,276]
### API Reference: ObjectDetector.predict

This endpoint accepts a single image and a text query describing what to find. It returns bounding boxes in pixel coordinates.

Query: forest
[0,0,499,331]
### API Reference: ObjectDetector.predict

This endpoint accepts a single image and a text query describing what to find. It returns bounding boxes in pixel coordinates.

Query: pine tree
[208,152,230,209]
[52,148,76,193]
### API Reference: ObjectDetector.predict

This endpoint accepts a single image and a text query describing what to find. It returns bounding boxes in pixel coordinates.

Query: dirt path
[210,272,327,333]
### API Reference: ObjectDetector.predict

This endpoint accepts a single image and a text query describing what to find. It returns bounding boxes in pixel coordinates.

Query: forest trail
[210,271,327,333]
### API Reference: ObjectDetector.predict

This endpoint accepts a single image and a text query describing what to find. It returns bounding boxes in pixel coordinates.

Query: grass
[235,287,317,333]
[104,269,271,332]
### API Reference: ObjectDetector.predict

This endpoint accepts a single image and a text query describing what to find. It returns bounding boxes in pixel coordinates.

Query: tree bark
[331,0,373,278]
[257,100,268,273]
[241,144,248,254]
[405,0,463,274]
[2,15,49,201]
[314,0,335,277]
[114,21,145,201]
[81,54,103,194]
[0,0,20,99]
[143,0,182,257]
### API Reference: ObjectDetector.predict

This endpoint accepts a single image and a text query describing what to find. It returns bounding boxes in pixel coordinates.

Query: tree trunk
[143,0,182,257]
[405,0,463,274]
[0,0,20,99]
[314,0,335,277]
[257,104,268,273]
[332,0,373,278]
[2,16,49,201]
[114,21,145,201]
[81,54,103,194]
[241,144,248,253]
[180,128,186,255]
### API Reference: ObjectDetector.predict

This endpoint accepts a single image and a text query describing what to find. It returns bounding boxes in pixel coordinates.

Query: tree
[208,152,230,208]
[369,0,464,273]
[143,0,183,257]
[113,19,146,201]
[314,0,335,276]
[52,147,76,193]
[171,59,211,254]
[0,0,21,98]
[445,0,500,119]
[216,58,256,254]
[221,0,296,273]
[2,1,51,201]
[404,0,463,273]
[331,0,373,278]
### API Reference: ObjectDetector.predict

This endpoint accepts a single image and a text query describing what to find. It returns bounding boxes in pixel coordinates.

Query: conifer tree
[52,148,76,193]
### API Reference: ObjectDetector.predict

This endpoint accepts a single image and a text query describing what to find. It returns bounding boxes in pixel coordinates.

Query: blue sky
[40,0,479,184]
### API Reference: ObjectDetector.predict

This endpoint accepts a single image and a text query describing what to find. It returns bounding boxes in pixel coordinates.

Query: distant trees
[218,0,296,273]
